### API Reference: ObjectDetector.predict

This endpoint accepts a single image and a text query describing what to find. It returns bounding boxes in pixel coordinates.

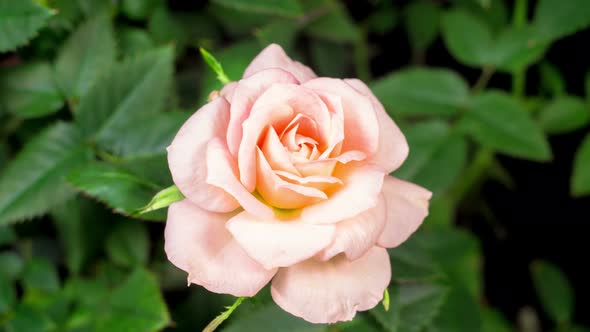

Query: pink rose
[165,44,431,324]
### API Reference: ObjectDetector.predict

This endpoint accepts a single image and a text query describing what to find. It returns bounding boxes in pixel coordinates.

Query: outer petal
[243,44,317,83]
[345,79,409,173]
[271,247,391,324]
[206,138,274,219]
[226,211,335,269]
[167,98,239,212]
[165,200,276,297]
[304,78,379,156]
[316,194,386,261]
[378,176,432,248]
[227,68,298,156]
[220,81,237,100]
[300,165,385,224]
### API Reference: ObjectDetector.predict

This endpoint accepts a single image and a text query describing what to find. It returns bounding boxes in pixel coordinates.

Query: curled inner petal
[256,148,327,209]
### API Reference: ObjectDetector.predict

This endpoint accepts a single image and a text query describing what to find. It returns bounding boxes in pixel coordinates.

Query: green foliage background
[0,0,589,331]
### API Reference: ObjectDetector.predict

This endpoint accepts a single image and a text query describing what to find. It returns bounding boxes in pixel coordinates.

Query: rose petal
[345,79,409,172]
[165,200,276,297]
[238,84,331,191]
[316,194,386,261]
[256,148,327,209]
[260,126,300,175]
[220,81,237,100]
[167,98,239,212]
[227,68,298,156]
[271,246,391,324]
[304,78,379,156]
[293,150,366,177]
[275,170,342,193]
[226,211,335,269]
[300,165,385,224]
[274,171,342,185]
[294,159,337,177]
[243,44,317,83]
[377,176,432,248]
[206,138,274,219]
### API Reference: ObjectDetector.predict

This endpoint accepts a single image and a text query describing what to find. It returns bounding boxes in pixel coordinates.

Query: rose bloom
[165,44,431,324]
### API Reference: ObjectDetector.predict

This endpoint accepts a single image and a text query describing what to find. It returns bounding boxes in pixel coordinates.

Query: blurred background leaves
[1,0,589,331]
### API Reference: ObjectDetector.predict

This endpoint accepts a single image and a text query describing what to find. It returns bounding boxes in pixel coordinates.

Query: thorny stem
[473,66,495,93]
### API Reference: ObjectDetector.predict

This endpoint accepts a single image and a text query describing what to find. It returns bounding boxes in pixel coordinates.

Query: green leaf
[96,268,170,332]
[148,6,188,46]
[118,154,172,187]
[423,195,458,229]
[382,289,390,311]
[493,25,547,72]
[97,111,189,159]
[75,46,174,141]
[394,121,467,194]
[371,282,449,332]
[426,285,481,332]
[118,27,155,57]
[0,273,16,315]
[121,0,160,20]
[539,96,590,134]
[0,122,92,225]
[209,4,269,38]
[539,62,566,96]
[482,309,512,332]
[303,0,359,43]
[54,14,116,102]
[404,0,441,51]
[134,185,184,216]
[388,235,445,283]
[0,0,53,52]
[441,9,493,67]
[419,228,482,299]
[200,47,231,85]
[212,0,303,18]
[337,318,381,332]
[106,221,149,268]
[531,260,574,324]
[450,0,508,32]
[46,0,84,30]
[21,257,60,294]
[66,162,165,220]
[441,9,546,71]
[0,252,24,281]
[223,303,325,332]
[533,0,590,43]
[3,303,55,332]
[51,198,110,274]
[572,133,590,196]
[309,40,352,78]
[198,40,261,104]
[0,225,16,246]
[256,22,299,54]
[0,62,64,118]
[460,91,552,161]
[370,68,469,116]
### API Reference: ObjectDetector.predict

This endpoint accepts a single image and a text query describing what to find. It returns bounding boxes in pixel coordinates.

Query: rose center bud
[254,111,342,212]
